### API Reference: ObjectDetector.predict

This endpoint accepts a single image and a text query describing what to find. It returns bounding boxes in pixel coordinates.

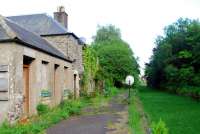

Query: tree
[145,18,200,91]
[92,25,140,87]
[93,25,121,44]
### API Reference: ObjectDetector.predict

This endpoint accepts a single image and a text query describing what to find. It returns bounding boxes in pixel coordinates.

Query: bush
[104,87,119,97]
[151,119,168,134]
[68,91,74,99]
[80,90,100,100]
[36,103,49,115]
[60,100,83,115]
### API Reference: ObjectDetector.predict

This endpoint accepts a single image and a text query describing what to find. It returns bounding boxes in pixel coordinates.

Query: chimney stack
[54,6,68,29]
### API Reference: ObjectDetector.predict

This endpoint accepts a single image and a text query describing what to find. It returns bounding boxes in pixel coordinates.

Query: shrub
[36,103,49,115]
[151,119,168,134]
[60,100,83,115]
[80,89,88,98]
[104,87,119,97]
[68,91,74,99]
[80,90,100,100]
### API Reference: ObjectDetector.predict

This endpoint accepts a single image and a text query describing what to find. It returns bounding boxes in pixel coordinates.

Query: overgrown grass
[128,96,145,134]
[0,87,119,134]
[0,99,84,134]
[138,86,200,134]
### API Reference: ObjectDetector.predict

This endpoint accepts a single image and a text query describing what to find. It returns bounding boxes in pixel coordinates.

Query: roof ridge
[0,15,17,39]
[7,13,47,18]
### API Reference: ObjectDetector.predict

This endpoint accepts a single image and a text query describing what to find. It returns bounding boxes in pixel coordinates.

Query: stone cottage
[0,7,85,123]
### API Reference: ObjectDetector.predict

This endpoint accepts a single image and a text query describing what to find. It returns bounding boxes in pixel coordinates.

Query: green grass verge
[128,96,145,134]
[138,86,200,134]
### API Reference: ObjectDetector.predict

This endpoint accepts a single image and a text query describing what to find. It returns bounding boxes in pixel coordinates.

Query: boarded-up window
[0,65,9,101]
[63,67,70,97]
[40,61,51,97]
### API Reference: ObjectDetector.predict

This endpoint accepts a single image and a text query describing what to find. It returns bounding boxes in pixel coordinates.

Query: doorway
[23,55,34,115]
[23,64,30,114]
[74,74,77,99]
[53,64,59,104]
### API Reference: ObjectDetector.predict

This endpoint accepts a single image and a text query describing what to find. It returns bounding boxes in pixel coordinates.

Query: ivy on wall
[82,47,99,93]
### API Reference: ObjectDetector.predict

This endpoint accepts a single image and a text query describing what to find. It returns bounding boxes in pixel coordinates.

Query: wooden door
[23,65,29,114]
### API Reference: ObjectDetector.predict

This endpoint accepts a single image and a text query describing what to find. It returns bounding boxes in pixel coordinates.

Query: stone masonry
[43,35,84,74]
[0,42,77,123]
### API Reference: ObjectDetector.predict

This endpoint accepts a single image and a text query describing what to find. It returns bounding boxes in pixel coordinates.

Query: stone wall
[43,35,84,74]
[0,42,78,123]
[0,43,23,123]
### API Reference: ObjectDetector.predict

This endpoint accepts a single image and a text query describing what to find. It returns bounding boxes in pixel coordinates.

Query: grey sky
[1,0,200,74]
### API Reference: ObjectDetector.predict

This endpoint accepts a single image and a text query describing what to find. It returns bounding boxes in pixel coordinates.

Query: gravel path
[47,93,130,134]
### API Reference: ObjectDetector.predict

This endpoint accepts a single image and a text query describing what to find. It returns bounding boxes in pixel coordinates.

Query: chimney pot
[57,6,65,12]
[54,6,68,29]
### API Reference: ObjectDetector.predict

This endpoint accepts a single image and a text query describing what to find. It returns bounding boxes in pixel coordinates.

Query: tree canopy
[92,25,140,87]
[145,18,200,91]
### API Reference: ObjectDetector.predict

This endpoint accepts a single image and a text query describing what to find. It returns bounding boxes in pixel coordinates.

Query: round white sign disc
[125,75,134,86]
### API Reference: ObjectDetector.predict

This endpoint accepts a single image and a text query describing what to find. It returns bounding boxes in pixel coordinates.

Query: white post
[125,75,134,104]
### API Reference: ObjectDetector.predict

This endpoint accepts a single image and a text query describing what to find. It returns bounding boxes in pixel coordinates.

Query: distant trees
[92,25,140,87]
[145,18,200,93]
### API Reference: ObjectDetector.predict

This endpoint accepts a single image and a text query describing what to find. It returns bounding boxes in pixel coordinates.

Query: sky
[0,0,200,75]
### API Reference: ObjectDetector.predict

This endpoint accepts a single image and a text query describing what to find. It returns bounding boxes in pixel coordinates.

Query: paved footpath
[47,93,130,134]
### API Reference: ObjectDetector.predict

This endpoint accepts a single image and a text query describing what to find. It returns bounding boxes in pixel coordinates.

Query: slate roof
[7,14,85,45]
[7,14,68,35]
[0,25,10,40]
[0,16,71,62]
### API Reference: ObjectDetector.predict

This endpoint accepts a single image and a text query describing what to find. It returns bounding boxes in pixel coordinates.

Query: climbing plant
[82,46,99,93]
